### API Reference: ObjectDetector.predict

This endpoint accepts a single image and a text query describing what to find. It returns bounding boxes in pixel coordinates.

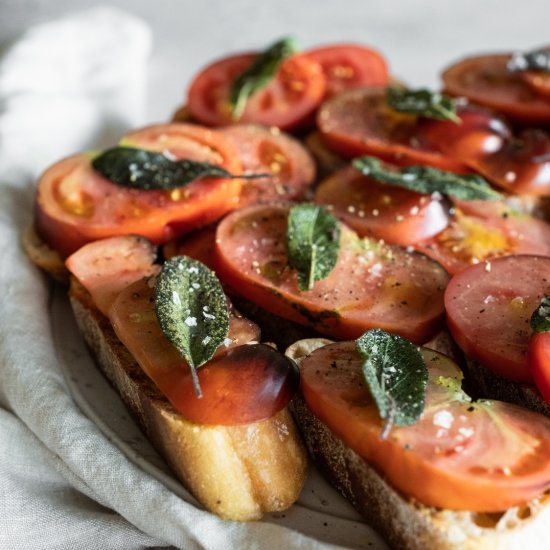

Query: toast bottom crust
[69,280,307,521]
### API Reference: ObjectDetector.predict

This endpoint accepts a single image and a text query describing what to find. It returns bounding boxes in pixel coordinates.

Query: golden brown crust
[22,224,68,282]
[69,279,307,521]
[292,393,550,550]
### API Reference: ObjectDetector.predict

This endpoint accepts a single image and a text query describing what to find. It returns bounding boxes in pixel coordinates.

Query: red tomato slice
[110,278,299,425]
[442,54,550,125]
[163,225,218,269]
[187,52,326,130]
[529,332,550,405]
[36,123,243,257]
[445,255,550,383]
[66,235,159,317]
[220,124,316,205]
[305,43,389,98]
[214,203,449,343]
[316,87,470,172]
[416,202,550,274]
[314,165,450,246]
[300,341,550,511]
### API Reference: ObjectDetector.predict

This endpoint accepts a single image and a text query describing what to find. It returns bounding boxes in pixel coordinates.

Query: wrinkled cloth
[0,7,353,550]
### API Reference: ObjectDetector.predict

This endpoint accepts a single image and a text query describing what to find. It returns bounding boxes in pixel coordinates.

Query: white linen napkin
[0,7,357,550]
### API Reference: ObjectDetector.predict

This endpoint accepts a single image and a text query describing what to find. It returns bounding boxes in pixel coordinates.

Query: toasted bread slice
[22,224,68,282]
[292,393,550,550]
[69,278,307,521]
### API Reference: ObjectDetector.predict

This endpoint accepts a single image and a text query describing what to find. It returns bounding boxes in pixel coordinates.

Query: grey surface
[1,0,549,124]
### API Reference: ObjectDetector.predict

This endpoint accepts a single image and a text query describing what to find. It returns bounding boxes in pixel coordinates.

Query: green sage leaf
[92,146,269,190]
[356,328,428,438]
[287,204,340,292]
[531,296,550,333]
[387,87,463,123]
[352,156,502,201]
[155,256,230,397]
[229,37,299,119]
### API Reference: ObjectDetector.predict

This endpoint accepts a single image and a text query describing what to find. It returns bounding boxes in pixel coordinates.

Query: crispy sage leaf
[155,256,230,397]
[531,296,550,333]
[507,48,550,73]
[356,328,428,438]
[92,146,269,190]
[352,156,502,201]
[287,204,340,292]
[387,87,463,123]
[229,37,299,119]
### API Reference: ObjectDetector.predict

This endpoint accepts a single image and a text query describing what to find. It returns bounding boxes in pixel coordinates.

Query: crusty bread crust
[22,224,68,282]
[69,279,307,521]
[292,394,550,550]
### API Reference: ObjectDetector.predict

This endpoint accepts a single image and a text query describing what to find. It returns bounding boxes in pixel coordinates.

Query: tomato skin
[445,255,550,383]
[305,44,389,98]
[35,124,242,257]
[529,332,550,405]
[442,54,550,125]
[187,53,326,130]
[316,87,470,172]
[220,124,316,205]
[300,342,550,511]
[314,166,450,246]
[214,203,449,343]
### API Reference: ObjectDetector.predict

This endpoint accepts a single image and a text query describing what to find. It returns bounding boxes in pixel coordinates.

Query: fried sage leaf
[229,37,299,119]
[287,204,340,292]
[356,328,428,438]
[155,256,230,397]
[508,48,550,73]
[352,156,502,201]
[387,87,463,123]
[531,296,550,333]
[92,146,268,190]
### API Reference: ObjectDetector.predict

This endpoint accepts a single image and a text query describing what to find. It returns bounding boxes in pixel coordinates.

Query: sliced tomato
[214,203,449,343]
[416,202,550,274]
[445,255,550,383]
[187,52,326,130]
[314,165,450,246]
[110,278,300,425]
[316,87,469,172]
[36,123,243,257]
[66,235,159,316]
[220,124,316,205]
[163,225,218,270]
[305,43,389,98]
[300,341,550,511]
[529,332,550,405]
[442,54,550,125]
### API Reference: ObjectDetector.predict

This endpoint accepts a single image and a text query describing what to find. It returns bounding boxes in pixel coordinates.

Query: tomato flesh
[305,44,389,98]
[300,341,550,511]
[442,54,550,125]
[66,235,159,316]
[220,124,316,205]
[36,124,242,257]
[110,279,299,425]
[214,203,449,343]
[314,165,450,246]
[163,225,218,270]
[416,202,550,274]
[316,87,470,172]
[529,332,550,405]
[445,255,550,383]
[187,53,326,130]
